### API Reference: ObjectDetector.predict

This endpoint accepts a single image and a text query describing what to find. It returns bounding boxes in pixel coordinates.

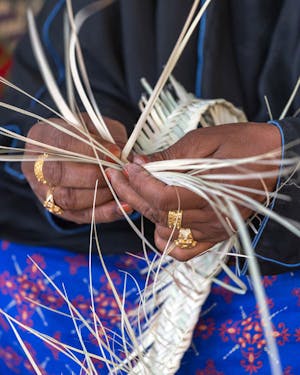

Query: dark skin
[107,122,281,261]
[22,114,133,224]
[22,118,281,261]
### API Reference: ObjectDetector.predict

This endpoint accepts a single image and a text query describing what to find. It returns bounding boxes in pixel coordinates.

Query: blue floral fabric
[0,240,299,375]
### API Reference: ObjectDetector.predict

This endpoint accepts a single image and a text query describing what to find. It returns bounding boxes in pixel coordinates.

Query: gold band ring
[175,228,197,249]
[168,210,183,230]
[43,188,63,215]
[34,153,49,184]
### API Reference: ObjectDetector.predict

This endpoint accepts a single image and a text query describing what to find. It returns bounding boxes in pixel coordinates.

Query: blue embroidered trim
[44,211,89,234]
[195,0,207,98]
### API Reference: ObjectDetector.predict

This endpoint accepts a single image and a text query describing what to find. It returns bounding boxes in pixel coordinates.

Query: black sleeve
[255,117,300,275]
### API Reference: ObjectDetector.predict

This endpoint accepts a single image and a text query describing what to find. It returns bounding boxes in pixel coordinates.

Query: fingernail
[109,144,121,157]
[119,202,133,214]
[105,145,121,163]
[122,165,130,179]
[133,155,149,165]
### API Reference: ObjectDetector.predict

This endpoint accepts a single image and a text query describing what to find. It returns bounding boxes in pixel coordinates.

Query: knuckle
[96,207,112,223]
[155,193,168,212]
[44,161,63,186]
[81,210,92,223]
[155,186,174,212]
[56,132,69,151]
[144,207,161,224]
[131,176,144,195]
[55,188,77,210]
[211,220,226,234]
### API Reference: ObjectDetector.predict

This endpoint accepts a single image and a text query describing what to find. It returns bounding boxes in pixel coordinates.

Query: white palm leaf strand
[0,103,123,166]
[64,11,75,112]
[4,315,43,375]
[27,9,80,127]
[122,0,212,159]
[28,0,116,140]
[66,0,116,143]
[0,76,66,121]
[280,75,300,119]
[226,199,282,375]
[0,310,116,374]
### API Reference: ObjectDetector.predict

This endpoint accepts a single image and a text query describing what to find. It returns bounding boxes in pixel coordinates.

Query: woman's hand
[22,114,132,224]
[107,122,281,261]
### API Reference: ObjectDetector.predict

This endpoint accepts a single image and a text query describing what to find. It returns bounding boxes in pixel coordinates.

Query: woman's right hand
[22,114,133,224]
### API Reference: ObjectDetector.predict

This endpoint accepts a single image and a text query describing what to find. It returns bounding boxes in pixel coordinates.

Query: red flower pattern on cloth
[195,317,216,340]
[262,275,278,288]
[65,254,88,275]
[294,327,300,342]
[0,271,17,294]
[283,365,294,375]
[196,359,224,375]
[44,331,62,360]
[0,241,300,375]
[0,240,10,251]
[219,319,241,342]
[0,346,22,373]
[218,303,291,373]
[240,347,263,374]
[26,255,46,278]
[211,276,234,304]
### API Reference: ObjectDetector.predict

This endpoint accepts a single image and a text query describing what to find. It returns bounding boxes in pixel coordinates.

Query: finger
[161,207,220,229]
[155,224,203,241]
[62,200,132,224]
[155,223,229,244]
[124,163,207,211]
[53,187,112,211]
[23,151,119,189]
[107,168,166,224]
[154,230,215,262]
[42,161,107,188]
[29,178,112,211]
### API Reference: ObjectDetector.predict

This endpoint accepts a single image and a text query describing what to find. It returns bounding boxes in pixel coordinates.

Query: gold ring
[168,210,183,230]
[34,153,48,184]
[175,228,197,249]
[43,188,63,215]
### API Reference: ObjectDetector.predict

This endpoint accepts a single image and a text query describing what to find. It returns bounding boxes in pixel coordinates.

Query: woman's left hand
[107,122,281,261]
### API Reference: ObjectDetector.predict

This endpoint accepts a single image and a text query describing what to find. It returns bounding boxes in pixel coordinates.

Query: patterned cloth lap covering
[0,240,299,375]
